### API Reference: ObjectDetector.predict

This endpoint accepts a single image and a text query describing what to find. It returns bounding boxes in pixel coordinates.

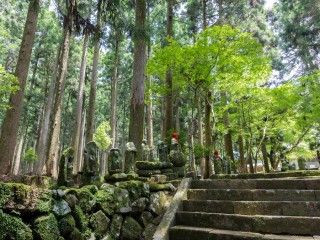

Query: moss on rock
[65,187,96,213]
[122,216,143,240]
[136,161,173,170]
[69,228,84,240]
[58,214,76,237]
[0,210,33,240]
[0,182,52,214]
[34,213,60,240]
[115,180,150,201]
[73,205,88,232]
[90,210,110,238]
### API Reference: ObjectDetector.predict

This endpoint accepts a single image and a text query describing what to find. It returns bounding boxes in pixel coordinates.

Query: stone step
[175,212,320,235]
[188,189,320,201]
[191,178,320,190]
[169,226,318,240]
[210,171,320,180]
[183,200,320,216]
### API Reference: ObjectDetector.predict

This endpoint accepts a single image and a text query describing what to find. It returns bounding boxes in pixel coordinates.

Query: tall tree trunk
[111,34,120,148]
[261,140,270,173]
[202,0,213,178]
[204,91,213,178]
[73,31,89,174]
[196,94,206,178]
[87,1,102,142]
[78,110,86,171]
[238,134,246,173]
[47,0,75,178]
[163,0,174,140]
[246,138,254,173]
[222,92,234,162]
[12,137,24,175]
[127,0,147,163]
[0,0,40,175]
[146,43,154,148]
[34,52,59,175]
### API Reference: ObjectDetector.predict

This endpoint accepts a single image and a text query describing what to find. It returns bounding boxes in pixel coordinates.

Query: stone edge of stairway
[152,177,192,240]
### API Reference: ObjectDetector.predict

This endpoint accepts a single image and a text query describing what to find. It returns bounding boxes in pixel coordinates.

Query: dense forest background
[0,0,319,177]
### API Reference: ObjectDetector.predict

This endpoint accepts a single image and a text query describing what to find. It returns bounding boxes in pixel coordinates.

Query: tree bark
[47,0,75,178]
[0,0,40,175]
[246,138,254,173]
[146,44,154,148]
[111,34,120,148]
[34,50,59,175]
[261,140,270,173]
[73,31,89,174]
[238,134,246,173]
[86,1,102,142]
[204,91,213,178]
[221,92,234,163]
[127,0,147,163]
[163,0,174,140]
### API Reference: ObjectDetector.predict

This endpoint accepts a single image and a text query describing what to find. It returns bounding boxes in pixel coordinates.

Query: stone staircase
[169,177,320,240]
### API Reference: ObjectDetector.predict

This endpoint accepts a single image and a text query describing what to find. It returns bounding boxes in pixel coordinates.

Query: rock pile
[0,179,175,240]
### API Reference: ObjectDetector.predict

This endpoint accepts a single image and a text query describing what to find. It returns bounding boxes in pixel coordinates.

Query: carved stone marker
[108,148,122,175]
[124,142,137,174]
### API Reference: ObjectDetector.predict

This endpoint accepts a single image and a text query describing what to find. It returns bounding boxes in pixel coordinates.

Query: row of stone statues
[58,135,186,186]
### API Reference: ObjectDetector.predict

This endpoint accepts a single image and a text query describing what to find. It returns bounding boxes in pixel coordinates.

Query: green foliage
[148,25,271,95]
[23,148,37,163]
[0,65,18,110]
[93,121,112,151]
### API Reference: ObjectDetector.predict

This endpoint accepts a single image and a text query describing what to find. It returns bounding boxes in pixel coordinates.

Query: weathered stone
[137,169,161,177]
[149,192,172,216]
[53,199,71,217]
[140,211,154,227]
[0,210,33,240]
[132,197,149,212]
[52,189,65,199]
[124,142,137,174]
[104,173,128,183]
[122,216,143,240]
[149,183,176,192]
[83,141,99,184]
[65,194,78,209]
[143,223,158,239]
[90,210,110,238]
[73,205,88,232]
[136,161,173,170]
[164,172,179,181]
[95,185,131,215]
[110,214,123,239]
[173,166,186,177]
[142,139,150,162]
[34,213,60,240]
[66,187,96,213]
[158,141,168,162]
[150,174,167,183]
[95,190,115,215]
[115,180,150,201]
[59,214,76,237]
[108,148,122,175]
[160,168,174,174]
[69,228,84,240]
[81,185,99,194]
[169,143,186,167]
[57,148,74,186]
[0,182,52,214]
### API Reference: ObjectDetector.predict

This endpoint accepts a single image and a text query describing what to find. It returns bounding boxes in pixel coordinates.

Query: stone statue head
[126,142,137,152]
